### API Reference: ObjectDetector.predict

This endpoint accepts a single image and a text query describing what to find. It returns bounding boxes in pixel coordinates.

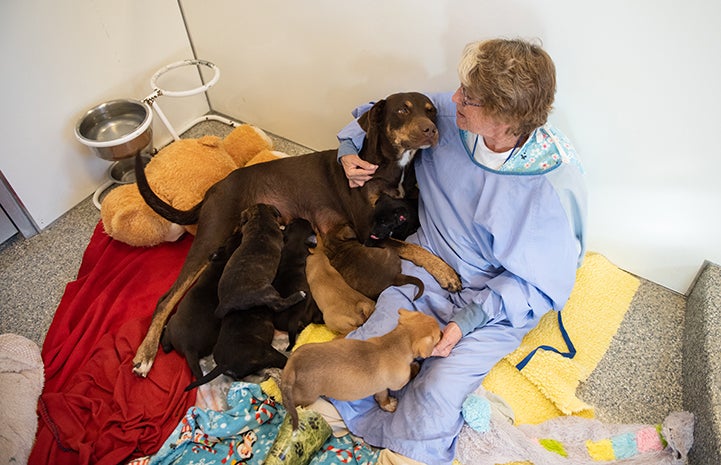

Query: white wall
[180,0,721,294]
[1,1,717,294]
[0,0,208,229]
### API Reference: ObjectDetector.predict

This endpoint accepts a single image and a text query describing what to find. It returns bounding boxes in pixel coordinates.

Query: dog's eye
[396,106,410,115]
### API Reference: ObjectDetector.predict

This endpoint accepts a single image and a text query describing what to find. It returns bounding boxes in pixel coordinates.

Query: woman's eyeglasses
[459,86,483,107]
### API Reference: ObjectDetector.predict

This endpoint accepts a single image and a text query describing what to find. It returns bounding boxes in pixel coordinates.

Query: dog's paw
[437,270,462,293]
[380,396,398,412]
[132,357,154,378]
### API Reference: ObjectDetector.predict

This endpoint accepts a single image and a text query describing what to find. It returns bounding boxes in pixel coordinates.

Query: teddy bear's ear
[223,124,274,167]
[197,135,222,148]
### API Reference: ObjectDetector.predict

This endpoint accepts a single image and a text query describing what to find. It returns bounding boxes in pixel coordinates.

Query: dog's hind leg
[132,260,210,378]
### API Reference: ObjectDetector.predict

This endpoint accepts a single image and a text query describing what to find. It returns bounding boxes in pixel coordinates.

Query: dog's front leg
[385,239,462,292]
[374,389,398,412]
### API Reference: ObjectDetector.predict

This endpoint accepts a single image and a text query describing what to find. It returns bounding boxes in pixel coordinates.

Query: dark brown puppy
[132,92,461,377]
[184,307,287,391]
[322,223,423,301]
[215,203,306,319]
[160,229,243,381]
[365,193,420,247]
[270,219,324,350]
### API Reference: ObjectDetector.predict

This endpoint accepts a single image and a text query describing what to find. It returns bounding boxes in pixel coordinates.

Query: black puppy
[365,194,420,247]
[215,203,306,318]
[160,230,243,380]
[271,219,324,350]
[184,307,287,391]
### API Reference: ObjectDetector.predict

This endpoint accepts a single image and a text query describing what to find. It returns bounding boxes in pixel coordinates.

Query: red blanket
[29,223,197,465]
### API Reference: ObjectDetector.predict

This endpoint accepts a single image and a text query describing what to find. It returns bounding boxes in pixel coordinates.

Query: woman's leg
[334,313,542,465]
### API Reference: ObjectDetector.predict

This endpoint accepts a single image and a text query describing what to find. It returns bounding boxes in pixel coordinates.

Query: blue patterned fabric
[148,382,378,465]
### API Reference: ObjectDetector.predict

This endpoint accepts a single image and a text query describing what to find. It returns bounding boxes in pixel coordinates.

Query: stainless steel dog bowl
[108,153,152,184]
[75,99,153,161]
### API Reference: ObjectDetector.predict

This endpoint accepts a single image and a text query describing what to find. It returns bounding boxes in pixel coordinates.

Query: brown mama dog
[280,309,442,429]
[304,233,375,335]
[132,92,461,377]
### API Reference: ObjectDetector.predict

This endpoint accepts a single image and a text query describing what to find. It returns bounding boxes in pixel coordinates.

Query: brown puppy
[322,223,423,301]
[271,218,324,350]
[215,203,306,319]
[280,309,442,429]
[305,233,375,335]
[132,92,461,377]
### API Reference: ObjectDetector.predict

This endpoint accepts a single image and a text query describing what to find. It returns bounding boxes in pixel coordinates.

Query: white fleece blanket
[0,333,44,465]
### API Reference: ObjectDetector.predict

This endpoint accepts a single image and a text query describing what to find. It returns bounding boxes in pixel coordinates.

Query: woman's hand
[431,322,462,357]
[340,154,377,188]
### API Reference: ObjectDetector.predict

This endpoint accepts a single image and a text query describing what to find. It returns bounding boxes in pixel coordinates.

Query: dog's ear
[240,209,250,226]
[339,224,357,241]
[269,204,282,219]
[414,335,436,359]
[357,99,386,164]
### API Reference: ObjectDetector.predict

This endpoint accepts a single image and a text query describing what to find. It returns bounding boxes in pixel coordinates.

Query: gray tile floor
[0,119,689,436]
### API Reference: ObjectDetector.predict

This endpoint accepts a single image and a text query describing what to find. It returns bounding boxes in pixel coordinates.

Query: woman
[332,38,587,464]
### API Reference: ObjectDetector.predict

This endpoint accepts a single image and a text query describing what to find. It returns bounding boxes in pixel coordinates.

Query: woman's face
[452,87,511,140]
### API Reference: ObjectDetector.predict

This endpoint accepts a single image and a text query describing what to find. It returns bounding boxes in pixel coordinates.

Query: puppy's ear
[270,204,282,218]
[414,335,436,359]
[240,209,250,226]
[339,224,357,241]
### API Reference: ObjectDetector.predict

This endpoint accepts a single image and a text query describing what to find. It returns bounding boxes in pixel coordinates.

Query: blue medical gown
[331,92,587,465]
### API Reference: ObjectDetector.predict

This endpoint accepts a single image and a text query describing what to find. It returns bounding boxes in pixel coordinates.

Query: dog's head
[398,309,442,358]
[358,92,438,163]
[283,218,315,247]
[366,197,412,246]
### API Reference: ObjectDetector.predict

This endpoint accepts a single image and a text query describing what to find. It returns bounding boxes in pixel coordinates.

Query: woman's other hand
[340,154,377,188]
[431,322,462,357]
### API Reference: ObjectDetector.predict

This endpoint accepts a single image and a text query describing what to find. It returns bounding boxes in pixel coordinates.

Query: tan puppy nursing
[304,234,375,335]
[280,309,442,429]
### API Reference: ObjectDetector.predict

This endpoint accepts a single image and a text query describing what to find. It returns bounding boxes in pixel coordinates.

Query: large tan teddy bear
[101,124,284,247]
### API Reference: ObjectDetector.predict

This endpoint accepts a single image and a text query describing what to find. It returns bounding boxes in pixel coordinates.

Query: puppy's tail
[394,274,425,300]
[184,365,223,391]
[134,153,203,225]
[280,370,300,429]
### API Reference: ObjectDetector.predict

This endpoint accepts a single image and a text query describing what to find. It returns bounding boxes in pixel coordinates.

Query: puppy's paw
[374,391,398,412]
[380,396,398,412]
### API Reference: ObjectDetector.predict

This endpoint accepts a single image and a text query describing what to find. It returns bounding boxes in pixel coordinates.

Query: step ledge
[682,261,721,464]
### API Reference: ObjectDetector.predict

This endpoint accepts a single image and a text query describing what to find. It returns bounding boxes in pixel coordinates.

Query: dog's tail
[184,365,223,391]
[394,274,425,300]
[134,153,203,225]
[280,370,300,429]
